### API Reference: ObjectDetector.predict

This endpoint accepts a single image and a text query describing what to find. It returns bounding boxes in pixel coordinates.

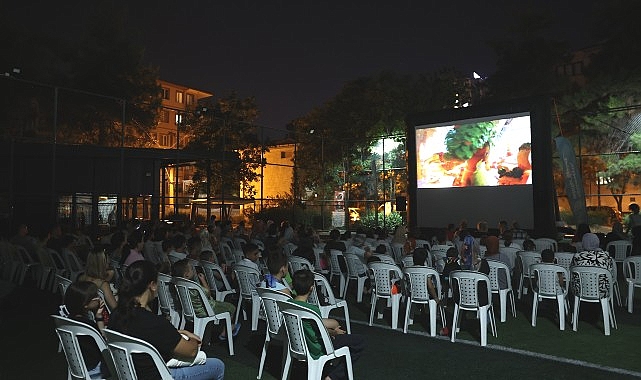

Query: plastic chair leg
[391,294,401,330]
[429,300,437,337]
[628,284,634,314]
[556,294,565,330]
[601,299,611,336]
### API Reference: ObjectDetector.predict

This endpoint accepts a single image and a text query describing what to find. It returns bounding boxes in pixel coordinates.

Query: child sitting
[289,269,366,380]
[172,259,240,341]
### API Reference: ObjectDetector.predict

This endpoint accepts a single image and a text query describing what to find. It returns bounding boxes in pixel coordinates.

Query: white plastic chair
[368,262,404,330]
[312,247,328,274]
[571,266,617,336]
[554,252,574,272]
[103,328,173,380]
[156,273,182,328]
[52,314,115,380]
[516,251,541,299]
[288,256,313,274]
[233,263,263,331]
[343,253,368,303]
[391,243,405,265]
[173,277,234,355]
[605,239,632,266]
[328,250,348,297]
[450,270,497,347]
[56,274,73,296]
[308,272,351,334]
[256,288,292,379]
[14,244,40,285]
[429,245,449,273]
[199,260,237,303]
[486,260,516,322]
[62,248,85,282]
[533,238,558,252]
[277,301,354,380]
[624,256,641,313]
[530,263,569,330]
[403,266,445,336]
[372,254,395,265]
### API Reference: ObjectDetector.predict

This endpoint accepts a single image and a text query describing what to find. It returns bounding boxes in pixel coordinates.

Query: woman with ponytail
[108,260,224,380]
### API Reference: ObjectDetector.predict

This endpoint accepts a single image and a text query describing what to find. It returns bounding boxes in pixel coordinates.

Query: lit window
[175,113,183,125]
[160,134,170,147]
[176,91,184,103]
[186,93,195,105]
[162,88,170,100]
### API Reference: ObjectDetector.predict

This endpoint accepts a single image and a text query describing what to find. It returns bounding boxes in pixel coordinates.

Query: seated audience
[109,260,225,380]
[261,250,291,295]
[78,248,118,311]
[63,281,110,378]
[289,269,366,380]
[172,259,239,342]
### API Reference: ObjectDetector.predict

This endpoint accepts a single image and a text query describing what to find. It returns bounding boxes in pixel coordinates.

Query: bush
[360,211,404,235]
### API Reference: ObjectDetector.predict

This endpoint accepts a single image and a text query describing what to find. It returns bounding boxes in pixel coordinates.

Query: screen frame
[406,96,555,238]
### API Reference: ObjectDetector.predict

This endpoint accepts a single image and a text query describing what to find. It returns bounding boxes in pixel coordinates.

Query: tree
[0,2,161,146]
[486,7,571,101]
[183,93,264,200]
[291,69,465,205]
[602,133,641,212]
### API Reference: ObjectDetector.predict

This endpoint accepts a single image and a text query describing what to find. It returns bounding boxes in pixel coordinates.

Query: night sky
[4,0,601,134]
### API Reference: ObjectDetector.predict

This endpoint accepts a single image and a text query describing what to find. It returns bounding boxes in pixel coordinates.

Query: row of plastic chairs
[256,286,354,380]
[53,314,176,380]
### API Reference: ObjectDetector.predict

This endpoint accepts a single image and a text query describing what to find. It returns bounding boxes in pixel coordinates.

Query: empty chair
[403,266,445,336]
[450,270,497,347]
[288,256,313,274]
[516,251,541,299]
[56,274,73,296]
[173,277,234,355]
[233,264,263,331]
[530,263,569,330]
[606,240,632,268]
[533,238,558,252]
[14,245,40,285]
[312,247,328,274]
[308,272,351,334]
[156,273,182,329]
[200,260,236,302]
[497,246,520,271]
[430,244,449,273]
[256,288,292,379]
[368,262,404,330]
[571,266,617,335]
[62,248,86,282]
[624,256,641,313]
[277,301,354,380]
[52,314,115,380]
[328,250,348,297]
[103,329,173,380]
[486,260,516,323]
[343,253,368,303]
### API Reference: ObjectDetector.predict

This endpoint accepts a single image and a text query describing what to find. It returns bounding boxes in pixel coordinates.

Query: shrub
[360,211,403,235]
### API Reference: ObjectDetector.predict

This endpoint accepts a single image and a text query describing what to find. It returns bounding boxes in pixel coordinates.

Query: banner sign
[555,136,588,225]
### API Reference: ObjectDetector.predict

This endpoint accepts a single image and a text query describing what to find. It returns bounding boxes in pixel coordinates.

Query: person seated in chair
[260,250,291,296]
[289,269,366,380]
[63,281,111,378]
[109,260,225,380]
[172,259,240,342]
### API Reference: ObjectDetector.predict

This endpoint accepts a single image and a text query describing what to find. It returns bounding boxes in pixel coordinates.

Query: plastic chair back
[288,256,313,274]
[52,315,114,380]
[103,329,173,380]
[531,263,568,297]
[606,240,632,263]
[403,266,441,302]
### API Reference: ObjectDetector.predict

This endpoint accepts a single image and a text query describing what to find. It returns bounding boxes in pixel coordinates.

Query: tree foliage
[183,93,264,198]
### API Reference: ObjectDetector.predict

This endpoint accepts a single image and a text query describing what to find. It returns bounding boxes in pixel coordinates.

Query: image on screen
[415,114,531,188]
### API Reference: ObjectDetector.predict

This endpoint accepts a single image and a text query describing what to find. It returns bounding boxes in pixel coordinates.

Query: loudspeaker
[395,196,406,211]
